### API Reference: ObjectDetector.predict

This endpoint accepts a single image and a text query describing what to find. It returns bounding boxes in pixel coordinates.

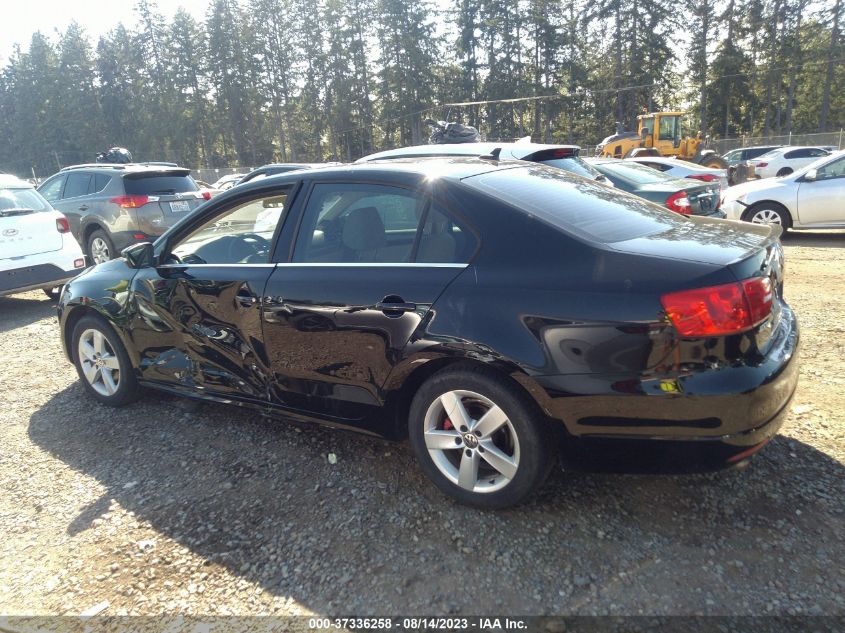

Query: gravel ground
[0,231,843,618]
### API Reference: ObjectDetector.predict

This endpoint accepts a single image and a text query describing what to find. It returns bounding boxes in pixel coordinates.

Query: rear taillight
[56,217,70,233]
[756,162,768,168]
[661,277,773,337]
[687,174,718,182]
[110,195,150,208]
[665,191,692,215]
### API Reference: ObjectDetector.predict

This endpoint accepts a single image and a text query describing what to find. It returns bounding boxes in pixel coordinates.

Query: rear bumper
[0,263,80,297]
[536,305,800,455]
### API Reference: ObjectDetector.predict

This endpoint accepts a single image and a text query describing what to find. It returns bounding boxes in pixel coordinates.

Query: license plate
[170,200,191,213]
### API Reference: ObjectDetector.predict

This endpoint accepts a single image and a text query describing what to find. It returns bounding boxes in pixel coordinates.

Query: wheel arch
[742,200,794,228]
[382,353,561,440]
[61,302,140,370]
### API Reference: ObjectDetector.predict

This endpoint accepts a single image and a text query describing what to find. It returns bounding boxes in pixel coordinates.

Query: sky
[0,0,211,62]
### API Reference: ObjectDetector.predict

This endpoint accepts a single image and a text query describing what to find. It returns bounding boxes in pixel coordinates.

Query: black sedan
[57,158,799,509]
[589,157,725,218]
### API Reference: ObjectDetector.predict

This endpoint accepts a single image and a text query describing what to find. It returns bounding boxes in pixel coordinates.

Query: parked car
[722,150,845,229]
[357,142,611,184]
[748,146,831,178]
[625,156,729,191]
[722,145,783,166]
[37,163,209,264]
[588,158,724,217]
[211,174,246,190]
[58,158,798,508]
[238,163,331,185]
[0,174,86,298]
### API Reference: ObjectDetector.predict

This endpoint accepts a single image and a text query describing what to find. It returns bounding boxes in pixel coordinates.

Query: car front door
[796,155,845,226]
[128,186,294,403]
[260,180,477,429]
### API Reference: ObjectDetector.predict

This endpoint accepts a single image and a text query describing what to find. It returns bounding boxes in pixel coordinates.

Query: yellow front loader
[595,112,728,169]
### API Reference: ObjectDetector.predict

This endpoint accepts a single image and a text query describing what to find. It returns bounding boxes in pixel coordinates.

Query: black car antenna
[479,147,502,161]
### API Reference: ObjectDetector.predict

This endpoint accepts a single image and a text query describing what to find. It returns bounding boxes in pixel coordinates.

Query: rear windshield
[0,187,51,212]
[537,156,601,179]
[465,165,687,244]
[123,173,198,195]
[594,161,677,185]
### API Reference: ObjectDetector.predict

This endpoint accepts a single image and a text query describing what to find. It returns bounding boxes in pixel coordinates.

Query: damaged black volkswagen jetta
[57,158,799,509]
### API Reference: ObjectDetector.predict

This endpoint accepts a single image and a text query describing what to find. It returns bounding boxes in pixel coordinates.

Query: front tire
[71,315,140,406]
[87,229,115,264]
[742,202,792,229]
[408,366,555,509]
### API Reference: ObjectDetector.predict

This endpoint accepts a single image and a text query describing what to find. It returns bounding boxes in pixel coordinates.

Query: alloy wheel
[423,389,520,493]
[90,237,111,264]
[77,328,121,396]
[750,208,783,225]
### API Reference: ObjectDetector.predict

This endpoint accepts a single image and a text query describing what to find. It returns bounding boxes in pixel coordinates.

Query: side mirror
[122,242,156,269]
[804,168,817,182]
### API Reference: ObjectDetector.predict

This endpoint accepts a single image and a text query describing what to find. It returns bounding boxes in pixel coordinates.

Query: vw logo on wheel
[2,228,19,237]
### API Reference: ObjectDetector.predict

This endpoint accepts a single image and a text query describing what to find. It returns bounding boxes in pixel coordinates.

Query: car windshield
[0,187,51,212]
[594,161,676,184]
[465,165,686,244]
[537,156,601,179]
[123,173,198,195]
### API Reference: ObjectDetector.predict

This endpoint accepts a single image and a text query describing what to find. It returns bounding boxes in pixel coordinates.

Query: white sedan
[0,174,87,298]
[748,146,831,178]
[722,151,845,229]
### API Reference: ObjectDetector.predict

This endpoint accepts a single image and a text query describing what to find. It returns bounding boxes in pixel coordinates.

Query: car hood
[607,216,780,268]
[724,176,792,200]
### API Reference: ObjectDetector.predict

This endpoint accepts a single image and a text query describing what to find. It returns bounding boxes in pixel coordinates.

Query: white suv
[0,174,86,298]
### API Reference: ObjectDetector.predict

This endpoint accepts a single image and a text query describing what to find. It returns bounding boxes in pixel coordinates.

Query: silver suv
[37,163,208,263]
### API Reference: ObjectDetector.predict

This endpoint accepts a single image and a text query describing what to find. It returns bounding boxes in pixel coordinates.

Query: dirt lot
[0,231,843,618]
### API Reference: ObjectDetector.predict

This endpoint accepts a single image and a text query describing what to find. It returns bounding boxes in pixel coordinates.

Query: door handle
[236,286,258,308]
[376,299,416,316]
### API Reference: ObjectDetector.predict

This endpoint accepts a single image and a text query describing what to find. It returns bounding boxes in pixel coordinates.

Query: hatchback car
[588,158,724,217]
[57,158,798,508]
[357,142,610,184]
[0,174,86,298]
[748,146,831,178]
[37,164,209,264]
[722,150,845,229]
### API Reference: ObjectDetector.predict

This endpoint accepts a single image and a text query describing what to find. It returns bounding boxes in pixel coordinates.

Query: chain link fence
[710,130,844,155]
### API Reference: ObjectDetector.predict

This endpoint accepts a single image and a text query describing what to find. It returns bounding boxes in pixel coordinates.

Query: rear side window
[0,188,51,212]
[417,204,477,264]
[63,173,92,199]
[465,165,687,244]
[94,174,111,193]
[123,173,198,195]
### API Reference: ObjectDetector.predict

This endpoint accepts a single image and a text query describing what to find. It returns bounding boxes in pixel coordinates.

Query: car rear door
[260,179,476,426]
[128,186,294,403]
[0,187,63,258]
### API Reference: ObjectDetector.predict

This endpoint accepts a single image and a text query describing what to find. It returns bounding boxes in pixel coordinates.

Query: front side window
[815,156,845,180]
[785,149,810,159]
[38,176,65,202]
[63,173,92,199]
[293,183,426,263]
[169,191,289,265]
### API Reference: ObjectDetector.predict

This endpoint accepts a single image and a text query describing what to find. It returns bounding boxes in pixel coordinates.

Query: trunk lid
[639,179,721,216]
[608,216,781,269]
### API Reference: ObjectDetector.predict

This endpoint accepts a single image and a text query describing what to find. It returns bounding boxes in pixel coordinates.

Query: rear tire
[408,366,555,509]
[699,155,728,169]
[71,315,140,406]
[87,229,115,265]
[742,202,791,229]
[776,167,793,177]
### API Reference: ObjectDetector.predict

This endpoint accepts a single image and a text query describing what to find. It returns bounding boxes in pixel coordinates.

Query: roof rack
[59,161,181,172]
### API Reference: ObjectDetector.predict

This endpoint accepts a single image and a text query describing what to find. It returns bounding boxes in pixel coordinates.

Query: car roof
[58,162,186,173]
[232,157,526,192]
[0,174,34,188]
[357,142,581,163]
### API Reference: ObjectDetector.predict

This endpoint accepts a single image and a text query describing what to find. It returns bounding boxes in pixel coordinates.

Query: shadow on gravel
[28,385,845,614]
[0,293,56,334]
[782,230,845,249]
